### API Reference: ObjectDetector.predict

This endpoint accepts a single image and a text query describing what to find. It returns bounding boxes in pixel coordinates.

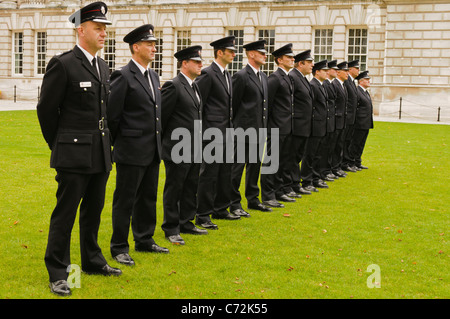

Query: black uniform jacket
[161,72,202,162]
[267,68,294,136]
[232,64,269,132]
[289,68,314,137]
[355,86,374,130]
[37,45,112,174]
[344,76,358,126]
[323,79,336,133]
[107,60,162,165]
[195,62,233,134]
[332,79,348,130]
[309,77,328,137]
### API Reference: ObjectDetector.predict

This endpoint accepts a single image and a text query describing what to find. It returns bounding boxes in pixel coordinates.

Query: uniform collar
[76,44,97,64]
[131,58,149,74]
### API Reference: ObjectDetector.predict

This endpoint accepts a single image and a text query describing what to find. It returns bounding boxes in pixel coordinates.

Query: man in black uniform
[350,70,373,169]
[37,2,121,296]
[161,46,206,245]
[288,50,316,194]
[230,40,271,213]
[307,60,330,189]
[320,59,339,181]
[260,43,297,208]
[331,61,349,178]
[107,24,168,267]
[195,36,242,230]
[342,60,360,172]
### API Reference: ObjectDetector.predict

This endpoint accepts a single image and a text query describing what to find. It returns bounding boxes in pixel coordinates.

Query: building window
[103,31,116,74]
[258,29,275,75]
[228,29,244,75]
[36,31,47,75]
[152,30,163,77]
[13,32,23,75]
[176,30,191,74]
[348,28,368,71]
[313,29,333,62]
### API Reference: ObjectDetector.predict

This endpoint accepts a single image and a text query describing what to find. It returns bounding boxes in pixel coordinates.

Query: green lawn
[0,110,448,299]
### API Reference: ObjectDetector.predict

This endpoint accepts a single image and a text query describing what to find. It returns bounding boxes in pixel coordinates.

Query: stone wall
[0,0,448,121]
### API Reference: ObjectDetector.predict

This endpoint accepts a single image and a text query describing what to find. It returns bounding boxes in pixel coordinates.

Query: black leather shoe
[303,185,319,192]
[322,176,334,182]
[49,280,71,297]
[181,226,208,235]
[212,212,240,220]
[166,234,185,245]
[263,199,285,208]
[286,191,301,198]
[84,264,122,276]
[150,243,170,253]
[196,220,219,230]
[358,165,368,169]
[113,253,135,266]
[248,202,272,212]
[343,165,357,172]
[352,165,361,171]
[232,208,251,218]
[334,170,347,177]
[298,187,312,195]
[314,181,329,188]
[327,173,339,180]
[276,194,296,202]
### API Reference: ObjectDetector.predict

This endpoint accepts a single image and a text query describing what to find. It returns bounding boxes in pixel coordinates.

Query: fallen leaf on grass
[283,213,290,217]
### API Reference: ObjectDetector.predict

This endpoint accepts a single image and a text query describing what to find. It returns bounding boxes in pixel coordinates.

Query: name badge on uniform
[80,82,92,88]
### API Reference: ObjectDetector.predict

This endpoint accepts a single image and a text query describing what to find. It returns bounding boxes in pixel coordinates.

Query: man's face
[184,59,203,79]
[337,69,349,81]
[250,50,267,67]
[359,78,371,88]
[278,55,295,71]
[327,68,337,79]
[349,67,359,78]
[219,48,236,66]
[78,21,107,53]
[315,69,328,82]
[134,41,157,64]
[298,60,314,75]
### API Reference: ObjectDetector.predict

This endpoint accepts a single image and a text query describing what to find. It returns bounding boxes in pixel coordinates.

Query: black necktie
[92,57,99,78]
[256,71,261,82]
[192,83,200,103]
[224,70,230,91]
[144,70,155,99]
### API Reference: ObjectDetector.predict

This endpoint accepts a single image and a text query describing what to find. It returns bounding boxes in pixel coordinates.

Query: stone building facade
[0,0,449,120]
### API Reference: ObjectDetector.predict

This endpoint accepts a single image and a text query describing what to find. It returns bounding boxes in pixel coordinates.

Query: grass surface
[0,110,448,299]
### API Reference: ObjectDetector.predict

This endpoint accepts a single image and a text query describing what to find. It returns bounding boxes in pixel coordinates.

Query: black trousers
[162,160,200,236]
[349,129,370,167]
[230,142,262,210]
[300,135,325,187]
[261,134,293,201]
[317,131,335,178]
[45,170,109,282]
[289,135,308,192]
[110,158,160,257]
[196,156,232,223]
[342,124,355,167]
[331,128,345,173]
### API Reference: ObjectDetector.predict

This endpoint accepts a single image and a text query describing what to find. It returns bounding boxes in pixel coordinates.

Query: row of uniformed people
[36,1,372,297]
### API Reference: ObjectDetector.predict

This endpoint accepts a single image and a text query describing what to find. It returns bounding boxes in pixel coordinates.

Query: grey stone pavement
[0,99,449,125]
